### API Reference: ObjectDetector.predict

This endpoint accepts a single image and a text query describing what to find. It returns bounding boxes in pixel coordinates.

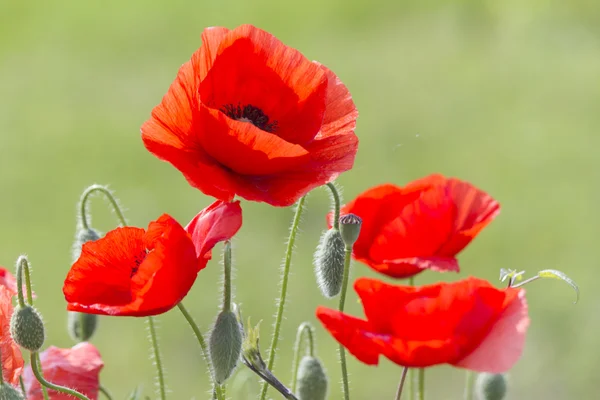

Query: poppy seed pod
[339,214,362,248]
[296,356,328,400]
[475,373,507,400]
[209,310,243,384]
[313,229,346,298]
[10,306,45,352]
[67,311,97,342]
[0,384,25,399]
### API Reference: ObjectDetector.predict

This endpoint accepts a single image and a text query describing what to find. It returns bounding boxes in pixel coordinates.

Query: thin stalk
[417,368,425,400]
[326,183,341,230]
[222,241,232,312]
[259,196,307,400]
[30,352,90,400]
[463,371,474,400]
[15,256,34,307]
[176,303,224,400]
[37,353,50,400]
[99,385,113,400]
[337,246,353,400]
[79,185,128,229]
[19,376,26,396]
[408,276,415,400]
[147,317,166,400]
[290,322,316,392]
[395,367,409,400]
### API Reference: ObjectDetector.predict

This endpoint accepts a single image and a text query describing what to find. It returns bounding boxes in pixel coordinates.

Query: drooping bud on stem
[209,308,243,384]
[313,229,345,298]
[10,305,45,352]
[475,373,507,400]
[296,356,328,400]
[67,311,97,342]
[339,214,362,248]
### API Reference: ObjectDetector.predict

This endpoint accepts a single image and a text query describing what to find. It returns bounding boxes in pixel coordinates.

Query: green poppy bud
[10,305,45,352]
[313,229,346,298]
[475,373,507,400]
[210,310,243,384]
[72,227,101,261]
[0,384,25,399]
[296,356,328,400]
[67,311,98,342]
[339,214,362,248]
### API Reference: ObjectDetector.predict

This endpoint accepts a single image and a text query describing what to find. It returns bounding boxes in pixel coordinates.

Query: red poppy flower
[316,277,529,373]
[328,174,500,278]
[141,24,359,207]
[23,342,103,400]
[0,285,24,385]
[63,201,242,316]
[0,267,18,297]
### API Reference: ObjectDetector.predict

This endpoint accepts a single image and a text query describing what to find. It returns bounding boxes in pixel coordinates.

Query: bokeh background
[1,0,598,399]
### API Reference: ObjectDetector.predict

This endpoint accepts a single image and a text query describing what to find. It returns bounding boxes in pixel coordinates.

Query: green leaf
[537,269,580,304]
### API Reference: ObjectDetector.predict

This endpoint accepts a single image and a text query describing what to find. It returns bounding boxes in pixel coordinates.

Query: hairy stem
[147,317,166,400]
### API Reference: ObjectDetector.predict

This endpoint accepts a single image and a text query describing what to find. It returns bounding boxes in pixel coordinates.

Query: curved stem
[15,256,34,307]
[176,303,224,400]
[463,371,474,400]
[99,385,113,400]
[30,352,90,400]
[290,322,316,392]
[336,246,353,400]
[395,367,409,400]
[147,317,166,400]
[259,196,307,400]
[79,185,128,229]
[222,241,232,313]
[326,183,341,230]
[417,368,425,400]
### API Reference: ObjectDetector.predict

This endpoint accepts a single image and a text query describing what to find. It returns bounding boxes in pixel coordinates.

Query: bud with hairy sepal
[0,384,25,399]
[296,356,328,400]
[475,373,507,400]
[72,227,101,261]
[313,229,345,298]
[10,306,45,351]
[67,311,97,342]
[339,214,362,248]
[210,310,243,384]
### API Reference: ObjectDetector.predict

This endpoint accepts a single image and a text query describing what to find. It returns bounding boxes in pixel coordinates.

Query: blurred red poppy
[141,24,358,207]
[316,277,529,373]
[0,285,23,386]
[63,201,242,316]
[23,342,103,400]
[328,174,500,278]
[0,267,18,297]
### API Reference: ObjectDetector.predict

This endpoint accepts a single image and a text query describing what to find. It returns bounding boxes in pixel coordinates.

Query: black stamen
[221,103,278,133]
[131,250,148,278]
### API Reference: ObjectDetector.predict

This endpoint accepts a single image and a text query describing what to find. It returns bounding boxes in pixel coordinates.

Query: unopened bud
[209,310,243,384]
[313,229,345,298]
[10,306,45,351]
[72,227,101,261]
[67,311,97,342]
[475,373,507,400]
[0,384,25,399]
[296,356,328,400]
[339,214,362,247]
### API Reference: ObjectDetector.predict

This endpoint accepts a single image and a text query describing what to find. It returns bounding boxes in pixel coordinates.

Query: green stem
[407,276,415,400]
[417,368,425,400]
[147,317,166,400]
[99,385,113,400]
[30,352,90,400]
[290,322,316,392]
[19,376,26,397]
[15,256,34,307]
[176,303,224,400]
[395,367,409,400]
[463,371,474,400]
[222,241,232,312]
[259,196,307,400]
[326,183,341,230]
[79,184,128,228]
[337,246,353,400]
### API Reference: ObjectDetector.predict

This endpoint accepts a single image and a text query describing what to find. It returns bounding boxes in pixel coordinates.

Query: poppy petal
[0,286,24,385]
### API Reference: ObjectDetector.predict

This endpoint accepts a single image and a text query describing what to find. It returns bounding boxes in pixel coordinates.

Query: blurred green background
[1,0,598,399]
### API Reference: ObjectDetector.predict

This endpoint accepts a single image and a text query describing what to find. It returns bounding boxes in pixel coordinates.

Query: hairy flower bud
[339,214,362,248]
[67,311,98,342]
[476,373,507,400]
[0,384,25,399]
[296,356,328,400]
[209,310,243,384]
[313,229,345,298]
[72,227,101,261]
[10,306,45,351]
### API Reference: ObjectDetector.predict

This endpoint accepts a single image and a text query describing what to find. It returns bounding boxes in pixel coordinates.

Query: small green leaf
[537,269,580,304]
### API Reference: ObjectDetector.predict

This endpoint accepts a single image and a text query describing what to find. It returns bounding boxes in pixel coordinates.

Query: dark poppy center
[221,103,278,133]
[131,250,148,278]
